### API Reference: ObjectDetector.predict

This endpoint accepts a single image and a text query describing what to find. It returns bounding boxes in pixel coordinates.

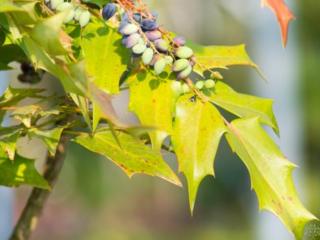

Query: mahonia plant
[0,0,318,239]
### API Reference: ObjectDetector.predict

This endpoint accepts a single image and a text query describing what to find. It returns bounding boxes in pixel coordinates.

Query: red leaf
[262,0,295,47]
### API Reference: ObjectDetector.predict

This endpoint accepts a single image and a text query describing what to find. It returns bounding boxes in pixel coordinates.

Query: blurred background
[1,0,320,239]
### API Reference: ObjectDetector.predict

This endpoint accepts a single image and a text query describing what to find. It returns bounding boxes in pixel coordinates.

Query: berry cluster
[45,0,91,27]
[102,3,196,80]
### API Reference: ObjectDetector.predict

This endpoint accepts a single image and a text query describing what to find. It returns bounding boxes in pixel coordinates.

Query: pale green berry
[175,46,194,59]
[56,2,73,11]
[74,7,84,21]
[79,10,91,27]
[64,9,76,23]
[204,79,215,88]
[132,43,146,55]
[195,81,204,89]
[181,83,190,93]
[121,24,138,35]
[50,0,63,9]
[142,48,154,65]
[154,58,167,75]
[172,59,189,72]
[164,56,173,64]
[177,65,192,79]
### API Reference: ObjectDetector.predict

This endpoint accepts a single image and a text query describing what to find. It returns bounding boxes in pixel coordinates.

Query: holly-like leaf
[0,150,49,189]
[172,95,226,212]
[226,117,317,239]
[74,131,181,186]
[189,43,259,73]
[210,81,278,133]
[129,70,181,150]
[81,20,130,129]
[261,0,295,47]
[28,127,64,156]
[0,131,19,160]
[30,12,72,56]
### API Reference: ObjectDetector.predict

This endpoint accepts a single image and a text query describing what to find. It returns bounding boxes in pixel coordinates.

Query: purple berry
[102,3,117,21]
[173,36,186,46]
[133,13,142,23]
[145,30,162,41]
[141,19,158,31]
[154,39,169,52]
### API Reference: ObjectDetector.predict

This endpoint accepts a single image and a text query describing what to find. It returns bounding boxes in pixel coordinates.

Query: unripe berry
[74,7,84,21]
[145,30,162,41]
[141,19,158,31]
[172,59,189,72]
[142,48,154,65]
[195,81,204,89]
[164,56,173,64]
[120,23,139,35]
[102,3,117,21]
[177,65,192,79]
[181,83,191,93]
[173,36,186,46]
[50,0,63,9]
[64,9,76,23]
[79,10,91,27]
[132,43,147,55]
[154,58,167,75]
[175,46,194,59]
[56,2,73,12]
[122,33,141,48]
[204,79,215,88]
[154,39,169,52]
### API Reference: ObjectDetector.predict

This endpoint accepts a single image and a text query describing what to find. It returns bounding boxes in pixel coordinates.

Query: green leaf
[30,12,71,56]
[28,127,64,156]
[0,131,19,160]
[74,131,181,186]
[82,0,110,8]
[0,151,49,189]
[210,81,278,133]
[189,43,259,73]
[129,70,181,150]
[172,95,226,212]
[0,0,24,13]
[81,20,130,129]
[226,117,317,239]
[0,43,26,70]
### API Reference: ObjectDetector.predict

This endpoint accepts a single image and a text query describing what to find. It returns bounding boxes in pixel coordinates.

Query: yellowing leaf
[226,117,317,239]
[129,71,181,150]
[210,81,278,133]
[74,131,181,186]
[172,95,226,212]
[261,0,295,47]
[81,20,130,129]
[190,43,259,73]
[0,151,49,189]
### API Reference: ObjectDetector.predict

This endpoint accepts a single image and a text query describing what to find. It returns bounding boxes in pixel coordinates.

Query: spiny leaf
[129,70,181,150]
[172,95,226,212]
[0,131,19,160]
[189,43,260,74]
[261,0,295,47]
[210,81,278,133]
[226,117,317,239]
[0,150,49,189]
[28,127,64,156]
[81,20,130,130]
[74,131,181,186]
[30,12,72,56]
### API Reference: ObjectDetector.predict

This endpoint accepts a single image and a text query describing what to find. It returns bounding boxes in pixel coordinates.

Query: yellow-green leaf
[210,81,278,133]
[226,117,317,239]
[190,43,259,73]
[74,131,181,186]
[129,70,181,150]
[172,95,226,212]
[0,150,49,189]
[81,20,130,130]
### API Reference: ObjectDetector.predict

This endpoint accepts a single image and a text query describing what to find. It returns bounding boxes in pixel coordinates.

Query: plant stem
[9,134,70,240]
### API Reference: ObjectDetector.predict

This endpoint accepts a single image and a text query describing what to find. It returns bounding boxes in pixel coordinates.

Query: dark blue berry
[133,13,142,23]
[102,3,117,21]
[141,19,158,31]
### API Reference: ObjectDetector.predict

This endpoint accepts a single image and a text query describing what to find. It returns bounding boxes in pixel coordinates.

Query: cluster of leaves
[0,0,317,239]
